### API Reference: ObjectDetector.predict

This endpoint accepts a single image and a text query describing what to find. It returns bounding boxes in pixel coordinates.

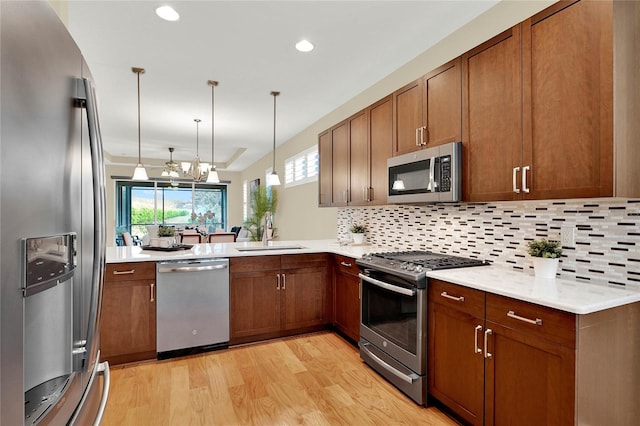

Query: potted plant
[244,185,278,242]
[350,224,367,244]
[156,225,176,247]
[526,238,562,278]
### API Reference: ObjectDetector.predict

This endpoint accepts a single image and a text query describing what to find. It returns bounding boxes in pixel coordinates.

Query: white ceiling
[67,1,498,172]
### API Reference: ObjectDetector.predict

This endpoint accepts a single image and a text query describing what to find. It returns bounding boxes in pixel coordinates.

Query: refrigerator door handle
[77,77,107,373]
[93,361,110,426]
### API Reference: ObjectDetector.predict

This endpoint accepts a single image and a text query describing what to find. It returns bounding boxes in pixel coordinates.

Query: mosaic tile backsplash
[337,198,640,287]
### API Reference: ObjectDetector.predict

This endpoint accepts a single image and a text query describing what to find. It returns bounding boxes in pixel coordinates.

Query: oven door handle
[359,274,416,297]
[360,342,419,384]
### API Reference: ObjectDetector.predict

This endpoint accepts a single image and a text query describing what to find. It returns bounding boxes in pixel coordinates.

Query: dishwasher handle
[157,263,229,273]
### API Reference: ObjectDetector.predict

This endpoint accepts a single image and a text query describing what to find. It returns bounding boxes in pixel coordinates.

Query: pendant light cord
[136,69,142,163]
[271,91,280,171]
[208,80,218,166]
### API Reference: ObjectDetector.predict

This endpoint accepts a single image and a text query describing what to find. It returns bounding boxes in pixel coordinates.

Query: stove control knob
[414,265,424,273]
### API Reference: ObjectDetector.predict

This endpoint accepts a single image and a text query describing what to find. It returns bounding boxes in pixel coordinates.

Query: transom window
[284,146,318,188]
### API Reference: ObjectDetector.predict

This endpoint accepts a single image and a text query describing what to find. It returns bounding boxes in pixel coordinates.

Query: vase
[532,257,559,279]
[352,233,365,244]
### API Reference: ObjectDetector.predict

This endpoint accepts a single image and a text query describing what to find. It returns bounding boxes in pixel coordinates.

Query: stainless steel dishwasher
[156,258,229,359]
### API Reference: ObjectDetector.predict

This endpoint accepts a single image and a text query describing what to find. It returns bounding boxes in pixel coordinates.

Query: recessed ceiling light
[295,40,314,53]
[156,5,179,22]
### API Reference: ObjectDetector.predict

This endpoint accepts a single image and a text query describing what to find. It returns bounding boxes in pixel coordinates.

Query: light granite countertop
[106,239,640,315]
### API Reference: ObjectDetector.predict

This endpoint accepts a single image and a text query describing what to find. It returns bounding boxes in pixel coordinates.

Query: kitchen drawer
[486,293,576,348]
[333,255,359,276]
[281,253,329,270]
[230,255,280,273]
[429,279,485,319]
[105,262,155,282]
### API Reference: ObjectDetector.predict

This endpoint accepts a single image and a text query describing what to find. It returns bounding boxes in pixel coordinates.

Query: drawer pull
[340,261,352,268]
[507,310,542,326]
[440,291,465,302]
[112,269,135,275]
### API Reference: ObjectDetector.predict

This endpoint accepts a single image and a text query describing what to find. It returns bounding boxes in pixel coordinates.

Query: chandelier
[181,118,209,182]
[161,147,180,187]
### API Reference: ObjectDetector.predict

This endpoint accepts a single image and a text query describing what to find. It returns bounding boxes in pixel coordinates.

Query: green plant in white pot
[527,238,562,278]
[350,224,367,244]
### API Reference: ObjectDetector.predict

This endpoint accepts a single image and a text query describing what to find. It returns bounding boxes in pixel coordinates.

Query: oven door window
[362,281,417,355]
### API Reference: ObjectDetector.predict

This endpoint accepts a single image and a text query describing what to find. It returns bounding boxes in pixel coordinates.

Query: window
[284,146,318,188]
[116,181,227,239]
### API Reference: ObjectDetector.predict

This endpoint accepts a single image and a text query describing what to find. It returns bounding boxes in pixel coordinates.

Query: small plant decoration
[526,238,562,259]
[350,224,367,234]
[158,225,176,237]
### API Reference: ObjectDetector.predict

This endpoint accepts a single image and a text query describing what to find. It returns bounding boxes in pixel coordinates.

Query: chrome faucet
[261,211,273,246]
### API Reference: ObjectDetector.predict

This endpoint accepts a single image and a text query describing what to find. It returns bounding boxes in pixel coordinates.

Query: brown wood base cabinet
[229,254,330,345]
[429,279,640,425]
[101,262,156,365]
[332,255,360,342]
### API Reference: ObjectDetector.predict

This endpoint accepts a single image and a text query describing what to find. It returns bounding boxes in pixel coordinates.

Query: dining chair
[181,234,201,244]
[208,232,236,243]
[122,232,134,246]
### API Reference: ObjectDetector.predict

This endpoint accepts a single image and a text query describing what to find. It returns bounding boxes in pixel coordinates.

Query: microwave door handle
[428,157,436,191]
[359,273,416,297]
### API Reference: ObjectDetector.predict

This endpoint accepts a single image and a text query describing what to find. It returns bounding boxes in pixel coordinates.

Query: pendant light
[268,90,281,186]
[206,80,220,183]
[183,118,204,182]
[131,67,148,180]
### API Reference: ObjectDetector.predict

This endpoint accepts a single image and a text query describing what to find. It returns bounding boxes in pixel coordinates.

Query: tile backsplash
[338,198,640,287]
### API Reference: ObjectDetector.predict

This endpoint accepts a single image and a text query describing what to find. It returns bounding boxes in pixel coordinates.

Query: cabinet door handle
[113,269,135,275]
[522,165,530,193]
[362,187,368,202]
[282,273,286,290]
[150,283,155,303]
[507,310,542,326]
[440,291,465,302]
[415,127,420,147]
[276,273,280,290]
[343,190,348,203]
[484,328,492,359]
[474,325,483,354]
[340,261,352,267]
[421,126,427,145]
[512,167,521,193]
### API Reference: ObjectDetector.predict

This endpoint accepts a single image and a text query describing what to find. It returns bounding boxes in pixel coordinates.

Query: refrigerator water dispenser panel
[22,233,76,297]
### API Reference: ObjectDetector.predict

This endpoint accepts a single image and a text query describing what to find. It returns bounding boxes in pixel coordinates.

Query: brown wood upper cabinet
[393,58,462,156]
[318,95,393,207]
[464,0,613,201]
[318,130,332,207]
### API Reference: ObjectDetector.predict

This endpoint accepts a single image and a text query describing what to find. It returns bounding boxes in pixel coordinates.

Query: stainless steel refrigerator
[1,1,110,425]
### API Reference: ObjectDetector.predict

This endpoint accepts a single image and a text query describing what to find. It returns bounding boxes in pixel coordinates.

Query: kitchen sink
[235,245,307,252]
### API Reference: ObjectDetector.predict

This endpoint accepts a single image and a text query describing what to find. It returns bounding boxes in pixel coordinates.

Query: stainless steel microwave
[387,141,461,203]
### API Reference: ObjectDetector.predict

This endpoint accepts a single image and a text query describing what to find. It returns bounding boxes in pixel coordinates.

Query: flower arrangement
[350,224,367,234]
[526,238,562,259]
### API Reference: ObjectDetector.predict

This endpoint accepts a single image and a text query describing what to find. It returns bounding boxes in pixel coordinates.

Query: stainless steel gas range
[356,251,487,405]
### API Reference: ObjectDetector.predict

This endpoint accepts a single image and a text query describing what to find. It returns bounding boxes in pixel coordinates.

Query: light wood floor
[102,332,458,425]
